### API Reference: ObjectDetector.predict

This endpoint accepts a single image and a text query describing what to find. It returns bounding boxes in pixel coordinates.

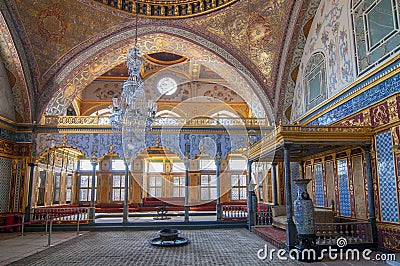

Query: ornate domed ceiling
[0,0,320,123]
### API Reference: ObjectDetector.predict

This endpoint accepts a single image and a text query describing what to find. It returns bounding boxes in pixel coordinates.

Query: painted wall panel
[352,155,367,219]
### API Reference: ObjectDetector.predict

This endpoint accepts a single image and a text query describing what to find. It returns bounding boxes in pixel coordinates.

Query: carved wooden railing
[315,222,372,246]
[222,205,247,220]
[42,115,271,128]
[256,205,272,225]
[253,125,374,145]
[154,117,270,127]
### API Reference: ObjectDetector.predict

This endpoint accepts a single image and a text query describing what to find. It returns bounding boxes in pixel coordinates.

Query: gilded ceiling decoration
[94,83,121,100]
[13,0,130,76]
[38,4,67,42]
[91,0,237,18]
[190,0,294,98]
[2,0,309,124]
[204,86,238,102]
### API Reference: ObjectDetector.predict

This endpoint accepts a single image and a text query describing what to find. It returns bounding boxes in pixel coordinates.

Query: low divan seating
[271,205,334,230]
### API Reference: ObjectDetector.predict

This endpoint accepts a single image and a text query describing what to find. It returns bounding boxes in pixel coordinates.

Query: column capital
[184,158,190,169]
[271,162,278,167]
[215,153,222,165]
[282,142,292,150]
[363,143,372,152]
[90,153,98,166]
[28,162,36,167]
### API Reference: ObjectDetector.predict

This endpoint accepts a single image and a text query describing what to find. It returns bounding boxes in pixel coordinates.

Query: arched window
[351,0,400,74]
[304,52,327,111]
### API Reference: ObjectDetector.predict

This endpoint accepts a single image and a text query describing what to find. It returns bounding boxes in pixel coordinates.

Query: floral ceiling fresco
[0,0,319,123]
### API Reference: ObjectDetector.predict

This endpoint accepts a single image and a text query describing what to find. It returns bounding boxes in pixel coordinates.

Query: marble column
[123,162,129,224]
[283,143,297,250]
[271,162,278,206]
[215,154,222,220]
[89,155,98,223]
[364,144,378,247]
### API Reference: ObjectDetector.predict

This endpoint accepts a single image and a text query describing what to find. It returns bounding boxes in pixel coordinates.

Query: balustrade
[315,222,372,246]
[42,115,271,128]
[222,205,247,220]
[256,205,272,225]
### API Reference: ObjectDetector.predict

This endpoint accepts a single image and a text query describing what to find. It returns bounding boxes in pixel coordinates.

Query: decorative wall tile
[376,131,399,222]
[337,158,351,216]
[315,164,324,207]
[0,118,32,143]
[291,162,301,202]
[12,160,21,212]
[0,157,11,212]
[370,102,390,127]
[36,132,253,161]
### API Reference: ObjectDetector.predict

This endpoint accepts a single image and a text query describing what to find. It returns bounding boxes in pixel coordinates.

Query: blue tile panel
[302,58,400,125]
[376,131,399,223]
[291,162,301,202]
[315,164,325,207]
[0,118,32,143]
[337,159,351,216]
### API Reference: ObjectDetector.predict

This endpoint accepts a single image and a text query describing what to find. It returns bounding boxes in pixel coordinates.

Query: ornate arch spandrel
[41,26,273,123]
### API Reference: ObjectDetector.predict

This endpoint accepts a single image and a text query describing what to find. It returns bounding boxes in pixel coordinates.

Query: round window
[157,77,177,95]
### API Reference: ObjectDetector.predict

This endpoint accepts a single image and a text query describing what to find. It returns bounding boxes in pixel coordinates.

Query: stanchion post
[76,209,80,236]
[44,212,48,236]
[47,216,53,247]
[20,213,25,236]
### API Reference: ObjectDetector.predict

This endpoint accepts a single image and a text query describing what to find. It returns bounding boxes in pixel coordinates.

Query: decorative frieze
[92,0,237,18]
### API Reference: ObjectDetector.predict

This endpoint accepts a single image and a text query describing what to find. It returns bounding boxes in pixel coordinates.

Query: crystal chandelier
[109,4,157,157]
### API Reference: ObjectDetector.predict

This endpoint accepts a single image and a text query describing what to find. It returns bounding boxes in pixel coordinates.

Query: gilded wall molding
[378,222,400,252]
[0,138,31,158]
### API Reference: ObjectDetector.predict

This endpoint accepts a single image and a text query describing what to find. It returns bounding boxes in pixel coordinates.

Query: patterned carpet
[252,226,286,249]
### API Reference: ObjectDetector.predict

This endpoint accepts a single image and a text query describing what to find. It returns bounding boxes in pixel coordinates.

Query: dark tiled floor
[7,229,302,266]
[2,229,396,266]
